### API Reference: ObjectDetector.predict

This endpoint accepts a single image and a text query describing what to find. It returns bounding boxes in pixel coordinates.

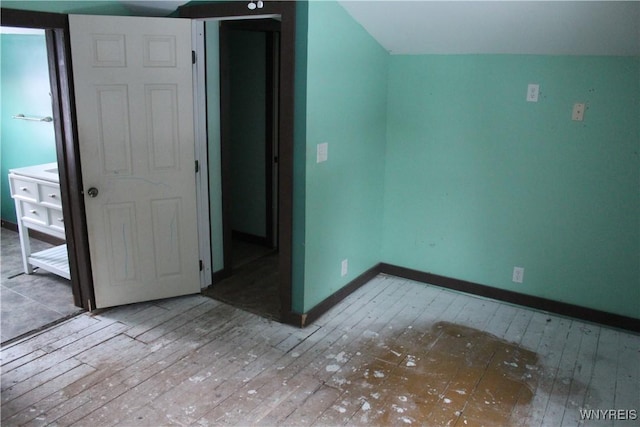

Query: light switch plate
[527,84,539,102]
[317,142,328,163]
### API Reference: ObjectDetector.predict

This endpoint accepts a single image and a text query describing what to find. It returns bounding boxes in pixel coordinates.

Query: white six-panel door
[69,15,200,308]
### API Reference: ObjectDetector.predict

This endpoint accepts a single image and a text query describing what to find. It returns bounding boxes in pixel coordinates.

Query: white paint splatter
[326,364,340,372]
[400,416,413,424]
[390,349,402,357]
[454,389,467,395]
[398,396,408,402]
[333,378,349,386]
[188,372,212,383]
[363,330,379,339]
[248,390,257,395]
[291,352,300,358]
[392,404,405,413]
[362,401,371,411]
[443,398,452,404]
[333,405,347,413]
[503,361,519,368]
[373,370,385,378]
[371,392,381,400]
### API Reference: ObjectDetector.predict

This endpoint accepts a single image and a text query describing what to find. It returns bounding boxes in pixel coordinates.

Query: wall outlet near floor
[341,259,348,277]
[512,266,525,283]
[572,103,585,121]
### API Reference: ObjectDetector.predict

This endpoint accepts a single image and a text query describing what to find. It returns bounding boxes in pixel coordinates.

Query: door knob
[87,187,99,198]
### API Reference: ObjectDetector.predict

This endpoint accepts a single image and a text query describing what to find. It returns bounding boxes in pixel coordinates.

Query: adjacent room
[0,25,81,343]
[1,1,638,426]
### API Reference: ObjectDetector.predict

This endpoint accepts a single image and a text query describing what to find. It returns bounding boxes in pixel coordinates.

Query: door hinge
[192,50,196,64]
[195,160,200,173]
[199,260,204,271]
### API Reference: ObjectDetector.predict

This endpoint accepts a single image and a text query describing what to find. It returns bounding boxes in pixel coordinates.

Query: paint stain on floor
[328,321,541,426]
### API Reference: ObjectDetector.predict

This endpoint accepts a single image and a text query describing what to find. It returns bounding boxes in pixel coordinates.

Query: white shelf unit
[8,163,70,280]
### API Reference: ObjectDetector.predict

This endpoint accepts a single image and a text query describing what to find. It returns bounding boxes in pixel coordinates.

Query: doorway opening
[0,25,82,343]
[201,18,282,321]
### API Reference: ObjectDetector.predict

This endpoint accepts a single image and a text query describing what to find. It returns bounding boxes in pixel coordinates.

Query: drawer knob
[48,194,57,198]
[29,209,38,214]
[87,187,99,198]
[20,187,28,191]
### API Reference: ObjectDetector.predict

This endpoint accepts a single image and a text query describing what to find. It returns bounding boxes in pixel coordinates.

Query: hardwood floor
[1,275,638,426]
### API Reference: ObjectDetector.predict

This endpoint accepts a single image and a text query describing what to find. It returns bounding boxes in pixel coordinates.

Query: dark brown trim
[211,268,232,284]
[1,8,94,311]
[232,230,270,247]
[180,2,296,323]
[288,262,640,332]
[1,220,65,246]
[218,22,233,276]
[1,8,65,28]
[379,263,640,333]
[264,29,276,248]
[291,264,383,328]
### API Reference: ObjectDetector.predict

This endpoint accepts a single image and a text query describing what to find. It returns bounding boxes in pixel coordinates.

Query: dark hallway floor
[0,228,82,344]
[203,238,279,321]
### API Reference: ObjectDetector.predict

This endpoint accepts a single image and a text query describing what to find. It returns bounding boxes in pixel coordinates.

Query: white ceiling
[117,1,640,56]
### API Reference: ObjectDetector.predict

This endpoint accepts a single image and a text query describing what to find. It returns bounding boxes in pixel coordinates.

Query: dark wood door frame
[220,19,279,256]
[0,8,95,310]
[179,2,296,323]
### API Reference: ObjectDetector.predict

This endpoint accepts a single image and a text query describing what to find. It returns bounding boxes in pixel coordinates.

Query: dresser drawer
[20,201,48,226]
[39,182,63,208]
[10,176,38,202]
[48,209,65,234]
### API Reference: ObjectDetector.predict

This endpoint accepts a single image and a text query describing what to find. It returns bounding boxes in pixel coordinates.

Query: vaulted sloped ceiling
[338,1,640,56]
[16,1,636,56]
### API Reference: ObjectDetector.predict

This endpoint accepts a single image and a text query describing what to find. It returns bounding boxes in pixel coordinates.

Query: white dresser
[8,163,70,279]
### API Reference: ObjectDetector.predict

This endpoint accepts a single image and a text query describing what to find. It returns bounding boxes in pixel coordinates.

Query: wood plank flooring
[1,274,638,426]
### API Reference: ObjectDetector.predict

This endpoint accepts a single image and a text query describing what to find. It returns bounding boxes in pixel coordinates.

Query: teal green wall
[205,21,224,273]
[382,55,640,319]
[1,33,57,224]
[229,30,267,238]
[301,1,388,311]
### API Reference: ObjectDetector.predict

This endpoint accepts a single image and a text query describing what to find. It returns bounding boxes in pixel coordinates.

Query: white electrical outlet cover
[527,84,539,102]
[572,103,585,121]
[512,267,524,283]
[341,259,348,277]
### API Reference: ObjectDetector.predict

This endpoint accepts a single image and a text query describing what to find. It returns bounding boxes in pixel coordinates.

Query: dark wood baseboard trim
[232,230,270,247]
[379,263,640,333]
[211,268,232,284]
[286,261,639,332]
[1,220,66,246]
[288,263,382,328]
